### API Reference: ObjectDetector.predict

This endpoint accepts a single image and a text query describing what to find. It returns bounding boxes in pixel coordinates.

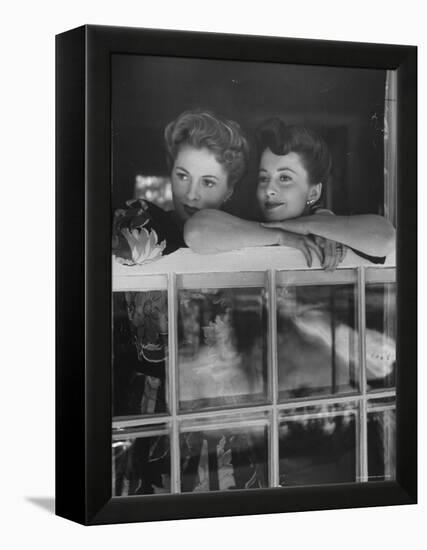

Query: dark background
[112,54,386,220]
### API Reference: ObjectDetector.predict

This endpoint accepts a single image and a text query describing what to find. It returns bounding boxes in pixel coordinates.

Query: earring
[306,199,316,206]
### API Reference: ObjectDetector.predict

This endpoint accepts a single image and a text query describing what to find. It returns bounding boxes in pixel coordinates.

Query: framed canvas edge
[55,24,417,526]
[87,481,414,526]
[55,25,87,526]
[394,43,417,504]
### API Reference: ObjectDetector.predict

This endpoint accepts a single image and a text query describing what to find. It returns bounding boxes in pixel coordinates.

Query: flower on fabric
[116,227,166,265]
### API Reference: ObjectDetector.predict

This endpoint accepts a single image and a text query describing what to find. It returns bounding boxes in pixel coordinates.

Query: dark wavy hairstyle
[164,110,249,188]
[255,118,332,185]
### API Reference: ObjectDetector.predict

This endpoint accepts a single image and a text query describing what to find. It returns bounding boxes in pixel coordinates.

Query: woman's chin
[263,210,291,222]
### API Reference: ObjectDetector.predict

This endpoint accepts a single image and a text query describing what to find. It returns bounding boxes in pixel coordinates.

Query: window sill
[113,246,395,289]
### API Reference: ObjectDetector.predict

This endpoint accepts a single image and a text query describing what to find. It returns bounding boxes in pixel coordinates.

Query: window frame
[112,263,396,494]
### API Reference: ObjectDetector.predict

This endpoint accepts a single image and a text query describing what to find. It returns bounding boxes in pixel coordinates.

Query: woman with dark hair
[184,117,395,269]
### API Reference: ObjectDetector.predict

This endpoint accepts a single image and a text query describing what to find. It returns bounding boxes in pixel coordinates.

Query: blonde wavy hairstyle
[164,109,249,188]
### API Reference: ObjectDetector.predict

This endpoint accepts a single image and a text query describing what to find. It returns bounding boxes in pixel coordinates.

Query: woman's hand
[276,231,323,268]
[313,235,347,271]
[263,220,347,271]
[264,214,395,258]
[274,231,346,270]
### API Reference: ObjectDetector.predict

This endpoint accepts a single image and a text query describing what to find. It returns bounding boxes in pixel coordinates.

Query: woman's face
[171,145,231,223]
[257,148,317,221]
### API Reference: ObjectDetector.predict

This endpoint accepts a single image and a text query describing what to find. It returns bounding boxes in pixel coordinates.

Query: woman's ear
[308,182,322,203]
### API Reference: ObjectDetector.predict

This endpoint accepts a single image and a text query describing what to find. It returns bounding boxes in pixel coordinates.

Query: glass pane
[368,398,396,481]
[277,284,358,400]
[177,287,268,411]
[112,427,170,495]
[180,423,269,492]
[113,291,168,417]
[365,283,396,390]
[279,403,357,486]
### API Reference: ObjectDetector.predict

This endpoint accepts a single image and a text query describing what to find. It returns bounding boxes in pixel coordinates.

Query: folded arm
[184,209,325,267]
[262,214,396,257]
[184,209,281,253]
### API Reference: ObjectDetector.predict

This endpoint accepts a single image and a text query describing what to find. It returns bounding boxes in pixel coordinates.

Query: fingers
[306,238,324,265]
[322,240,334,270]
[298,240,313,267]
[301,236,327,267]
[316,239,348,271]
[302,244,313,268]
[293,234,347,271]
[323,240,343,271]
[332,243,346,267]
[330,244,341,270]
[311,235,328,267]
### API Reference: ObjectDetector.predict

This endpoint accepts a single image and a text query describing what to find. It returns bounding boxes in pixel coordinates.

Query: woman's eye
[176,172,188,181]
[203,179,215,188]
[258,176,269,186]
[279,174,292,183]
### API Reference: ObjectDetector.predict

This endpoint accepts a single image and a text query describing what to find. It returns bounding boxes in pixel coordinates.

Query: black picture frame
[56,24,417,526]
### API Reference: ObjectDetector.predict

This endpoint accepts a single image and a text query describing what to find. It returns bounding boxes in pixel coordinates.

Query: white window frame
[112,250,396,494]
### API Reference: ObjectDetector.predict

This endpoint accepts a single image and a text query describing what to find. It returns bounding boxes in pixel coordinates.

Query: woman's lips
[183,204,200,216]
[264,201,285,210]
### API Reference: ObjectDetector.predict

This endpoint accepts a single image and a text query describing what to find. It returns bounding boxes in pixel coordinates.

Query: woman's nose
[266,185,277,197]
[186,181,200,202]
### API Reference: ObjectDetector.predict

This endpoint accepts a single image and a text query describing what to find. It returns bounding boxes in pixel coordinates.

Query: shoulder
[113,199,186,262]
[310,206,334,216]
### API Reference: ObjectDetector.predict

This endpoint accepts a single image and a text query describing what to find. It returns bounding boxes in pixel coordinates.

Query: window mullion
[357,266,368,482]
[268,269,279,487]
[168,272,180,493]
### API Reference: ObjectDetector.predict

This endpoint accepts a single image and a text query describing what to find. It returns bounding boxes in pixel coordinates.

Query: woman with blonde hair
[112,109,249,265]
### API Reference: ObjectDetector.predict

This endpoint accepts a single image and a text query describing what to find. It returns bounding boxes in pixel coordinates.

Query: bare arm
[184,209,281,253]
[262,214,395,257]
[184,209,323,267]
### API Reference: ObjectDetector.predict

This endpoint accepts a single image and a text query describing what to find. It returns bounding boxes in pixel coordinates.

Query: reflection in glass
[113,291,168,417]
[365,283,396,390]
[279,403,356,486]
[368,400,396,481]
[177,288,268,411]
[180,424,268,492]
[113,431,170,495]
[277,285,358,400]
